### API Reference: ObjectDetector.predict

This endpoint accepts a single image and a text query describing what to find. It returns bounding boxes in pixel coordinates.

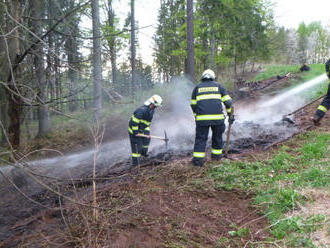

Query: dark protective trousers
[141,130,150,156]
[315,85,330,118]
[129,132,150,166]
[193,123,225,166]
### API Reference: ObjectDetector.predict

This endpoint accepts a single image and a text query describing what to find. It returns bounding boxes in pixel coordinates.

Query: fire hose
[282,94,326,124]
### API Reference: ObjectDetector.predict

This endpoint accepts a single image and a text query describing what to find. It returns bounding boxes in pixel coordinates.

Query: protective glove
[228,114,235,125]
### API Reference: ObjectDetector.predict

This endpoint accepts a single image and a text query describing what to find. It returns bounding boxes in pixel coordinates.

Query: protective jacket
[128,105,154,166]
[190,80,233,126]
[316,82,330,118]
[315,59,330,118]
[128,105,154,136]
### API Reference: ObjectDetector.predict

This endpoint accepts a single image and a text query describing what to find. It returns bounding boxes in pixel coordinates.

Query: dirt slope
[2,163,270,248]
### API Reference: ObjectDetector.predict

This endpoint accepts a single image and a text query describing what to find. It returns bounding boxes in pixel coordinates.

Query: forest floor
[1,71,329,247]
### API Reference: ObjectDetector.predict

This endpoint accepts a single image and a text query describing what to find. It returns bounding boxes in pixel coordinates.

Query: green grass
[253,63,328,102]
[254,64,326,81]
[254,64,301,81]
[290,64,328,101]
[209,131,330,247]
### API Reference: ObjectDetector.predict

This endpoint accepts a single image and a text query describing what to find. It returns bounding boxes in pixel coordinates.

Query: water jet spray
[261,73,328,108]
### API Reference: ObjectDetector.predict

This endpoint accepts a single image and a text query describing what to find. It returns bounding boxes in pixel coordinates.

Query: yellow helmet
[144,94,163,107]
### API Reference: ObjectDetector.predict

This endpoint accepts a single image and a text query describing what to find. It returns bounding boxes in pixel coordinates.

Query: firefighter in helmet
[128,95,162,166]
[190,69,234,166]
[311,59,330,125]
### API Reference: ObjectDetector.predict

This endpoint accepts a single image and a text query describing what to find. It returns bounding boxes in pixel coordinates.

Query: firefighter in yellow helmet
[128,95,162,166]
[190,69,234,166]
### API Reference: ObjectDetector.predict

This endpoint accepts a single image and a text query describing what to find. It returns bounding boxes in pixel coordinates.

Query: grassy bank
[254,64,301,81]
[209,130,330,247]
[254,64,325,81]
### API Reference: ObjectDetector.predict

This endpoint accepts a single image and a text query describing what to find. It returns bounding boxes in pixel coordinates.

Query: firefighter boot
[141,148,149,157]
[132,157,140,167]
[311,114,322,126]
[192,158,204,167]
[211,154,223,161]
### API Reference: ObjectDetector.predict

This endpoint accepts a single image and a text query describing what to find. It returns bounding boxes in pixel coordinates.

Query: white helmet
[201,69,216,80]
[144,94,163,107]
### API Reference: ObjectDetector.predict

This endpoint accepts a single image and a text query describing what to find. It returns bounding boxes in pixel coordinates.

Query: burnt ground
[1,74,329,247]
[1,164,270,248]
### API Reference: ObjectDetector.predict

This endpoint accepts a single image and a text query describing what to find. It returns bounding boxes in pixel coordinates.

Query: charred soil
[1,163,270,248]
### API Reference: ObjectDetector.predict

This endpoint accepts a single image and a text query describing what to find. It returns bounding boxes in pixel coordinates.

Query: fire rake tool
[224,121,232,157]
[224,107,234,157]
[136,131,169,150]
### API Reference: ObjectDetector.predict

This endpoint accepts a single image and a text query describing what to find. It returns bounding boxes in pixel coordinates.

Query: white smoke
[1,74,326,186]
[236,73,328,124]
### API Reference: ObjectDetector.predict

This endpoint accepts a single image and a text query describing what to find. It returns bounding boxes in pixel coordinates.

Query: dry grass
[292,189,330,248]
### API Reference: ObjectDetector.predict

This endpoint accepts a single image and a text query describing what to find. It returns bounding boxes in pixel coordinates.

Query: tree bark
[210,28,215,69]
[186,0,195,81]
[46,0,55,106]
[0,6,8,145]
[54,42,62,113]
[0,87,8,144]
[91,0,103,119]
[233,43,237,76]
[107,0,118,86]
[32,0,51,137]
[130,0,136,96]
[66,0,80,112]
[5,0,22,149]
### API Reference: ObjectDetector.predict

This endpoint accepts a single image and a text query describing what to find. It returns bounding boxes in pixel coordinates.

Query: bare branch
[6,0,92,82]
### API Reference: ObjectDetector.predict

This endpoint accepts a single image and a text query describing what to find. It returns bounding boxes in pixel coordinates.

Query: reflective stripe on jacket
[128,105,154,135]
[190,80,232,126]
[316,82,330,117]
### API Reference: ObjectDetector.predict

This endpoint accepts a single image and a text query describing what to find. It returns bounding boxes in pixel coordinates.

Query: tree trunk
[233,43,237,77]
[107,0,118,86]
[6,0,22,149]
[46,0,55,115]
[54,43,62,113]
[66,0,80,112]
[186,0,195,81]
[0,87,8,145]
[92,0,103,119]
[0,7,8,145]
[32,0,51,137]
[210,28,215,69]
[130,0,136,96]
